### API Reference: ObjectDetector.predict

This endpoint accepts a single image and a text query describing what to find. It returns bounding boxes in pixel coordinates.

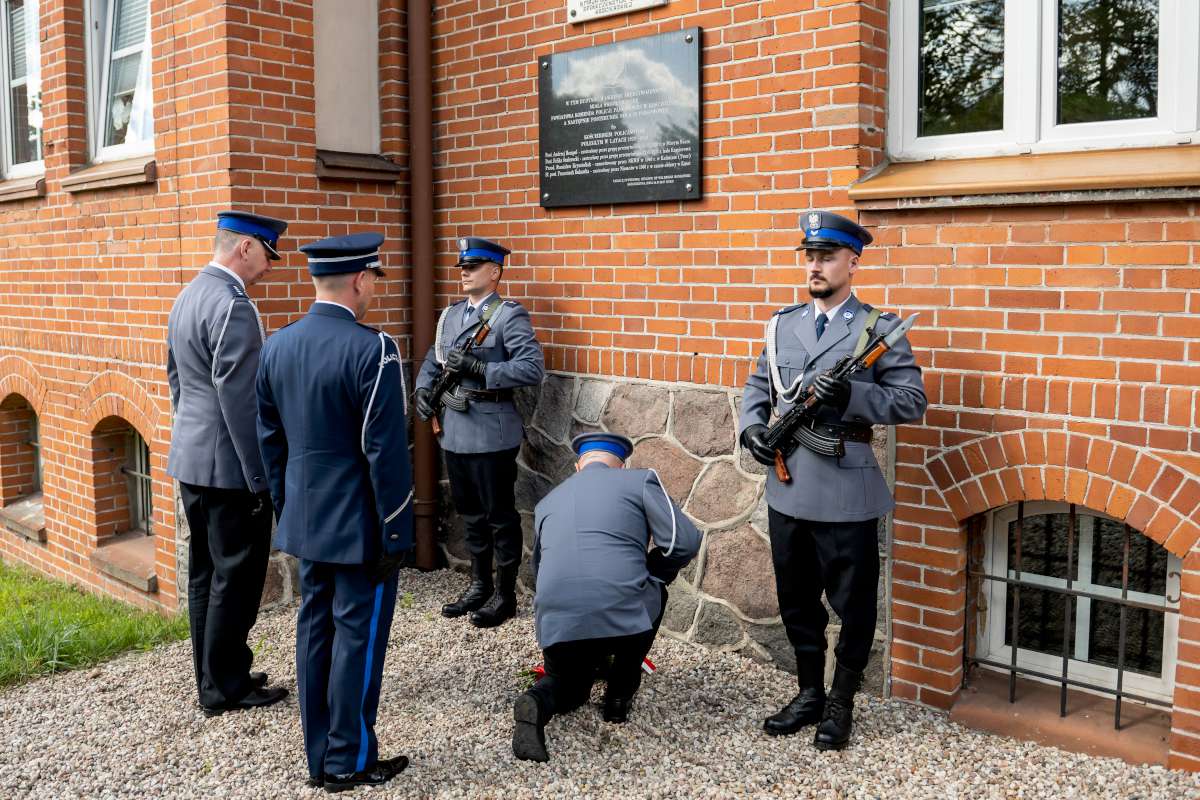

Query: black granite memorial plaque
[538,28,702,208]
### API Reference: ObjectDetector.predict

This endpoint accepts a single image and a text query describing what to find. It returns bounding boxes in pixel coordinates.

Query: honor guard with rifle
[738,211,927,751]
[414,237,545,628]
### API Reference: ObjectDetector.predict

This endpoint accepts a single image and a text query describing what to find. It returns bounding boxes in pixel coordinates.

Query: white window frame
[888,0,1200,161]
[978,500,1181,704]
[85,0,153,163]
[0,0,43,179]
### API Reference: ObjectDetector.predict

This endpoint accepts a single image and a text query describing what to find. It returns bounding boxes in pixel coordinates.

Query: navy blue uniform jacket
[256,303,414,564]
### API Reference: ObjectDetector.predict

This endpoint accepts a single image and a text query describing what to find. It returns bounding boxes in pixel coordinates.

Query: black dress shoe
[602,695,632,724]
[812,664,861,751]
[763,687,826,736]
[323,755,409,793]
[202,685,289,717]
[306,776,323,789]
[250,672,268,689]
[512,692,549,763]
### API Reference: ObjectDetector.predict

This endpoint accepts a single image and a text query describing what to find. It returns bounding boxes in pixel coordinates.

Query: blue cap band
[218,216,280,246]
[460,248,505,266]
[805,227,863,253]
[577,441,627,459]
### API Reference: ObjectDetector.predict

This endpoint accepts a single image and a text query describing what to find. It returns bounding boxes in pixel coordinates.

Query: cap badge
[459,238,467,249]
[807,212,821,228]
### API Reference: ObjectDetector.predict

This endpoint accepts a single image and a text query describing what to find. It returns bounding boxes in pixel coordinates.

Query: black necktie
[464,305,476,324]
[815,312,828,340]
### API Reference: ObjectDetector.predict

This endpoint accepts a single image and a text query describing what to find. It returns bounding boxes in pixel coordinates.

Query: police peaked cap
[300,232,387,276]
[457,237,511,267]
[217,211,288,261]
[797,211,873,255]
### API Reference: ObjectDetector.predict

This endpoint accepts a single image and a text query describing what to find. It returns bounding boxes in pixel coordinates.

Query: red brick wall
[430,0,887,386]
[427,0,1200,770]
[0,0,411,610]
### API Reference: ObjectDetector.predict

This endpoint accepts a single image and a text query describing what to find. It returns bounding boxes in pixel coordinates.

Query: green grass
[0,560,188,690]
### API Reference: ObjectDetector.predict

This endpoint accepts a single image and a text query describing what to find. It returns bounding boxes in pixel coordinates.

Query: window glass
[1057,0,1159,125]
[103,0,152,149]
[918,0,1005,136]
[5,0,41,165]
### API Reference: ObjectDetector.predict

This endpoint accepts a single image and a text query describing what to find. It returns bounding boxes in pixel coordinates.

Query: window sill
[316,149,404,182]
[0,175,46,204]
[61,156,157,193]
[92,530,158,593]
[850,145,1200,209]
[952,668,1169,767]
[0,492,46,543]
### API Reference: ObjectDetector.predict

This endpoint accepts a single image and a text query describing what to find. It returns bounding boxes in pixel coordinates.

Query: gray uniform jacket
[414,292,544,454]
[166,264,267,493]
[738,294,927,523]
[532,464,702,649]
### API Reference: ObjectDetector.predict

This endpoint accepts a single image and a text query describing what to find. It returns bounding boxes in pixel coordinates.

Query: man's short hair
[213,228,246,255]
[312,272,356,292]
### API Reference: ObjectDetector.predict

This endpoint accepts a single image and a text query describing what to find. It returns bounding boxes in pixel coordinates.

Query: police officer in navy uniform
[512,433,702,763]
[256,233,414,792]
[414,237,545,628]
[167,210,290,716]
[738,211,927,751]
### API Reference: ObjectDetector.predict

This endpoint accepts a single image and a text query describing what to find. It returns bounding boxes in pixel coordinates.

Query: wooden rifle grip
[773,450,791,483]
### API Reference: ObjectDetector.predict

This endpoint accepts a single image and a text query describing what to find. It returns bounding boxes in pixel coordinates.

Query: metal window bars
[119,432,153,535]
[965,501,1178,729]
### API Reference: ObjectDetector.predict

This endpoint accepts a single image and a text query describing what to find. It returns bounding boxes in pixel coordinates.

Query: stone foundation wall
[439,372,893,692]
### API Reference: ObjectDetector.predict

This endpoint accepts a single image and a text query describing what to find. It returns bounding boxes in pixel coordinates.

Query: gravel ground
[1,570,1198,799]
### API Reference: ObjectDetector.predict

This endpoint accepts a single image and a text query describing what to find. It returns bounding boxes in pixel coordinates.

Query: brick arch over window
[0,356,49,416]
[77,372,161,445]
[925,431,1200,559]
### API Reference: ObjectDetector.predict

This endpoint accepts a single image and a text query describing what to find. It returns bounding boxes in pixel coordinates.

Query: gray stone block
[692,601,745,647]
[686,461,759,525]
[746,621,797,674]
[521,426,576,483]
[575,379,613,424]
[627,437,703,500]
[699,525,779,619]
[673,390,735,457]
[662,585,699,634]
[514,465,555,513]
[532,375,574,443]
[601,383,669,438]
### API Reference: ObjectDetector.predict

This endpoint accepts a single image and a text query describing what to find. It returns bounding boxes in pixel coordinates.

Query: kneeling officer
[512,433,701,763]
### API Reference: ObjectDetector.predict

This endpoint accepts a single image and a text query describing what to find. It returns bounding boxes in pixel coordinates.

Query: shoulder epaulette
[773,302,807,317]
[504,299,520,307]
[227,283,248,299]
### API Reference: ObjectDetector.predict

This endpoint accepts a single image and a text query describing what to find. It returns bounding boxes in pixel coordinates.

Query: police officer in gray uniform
[511,433,702,763]
[739,211,926,751]
[414,237,545,628]
[167,210,290,715]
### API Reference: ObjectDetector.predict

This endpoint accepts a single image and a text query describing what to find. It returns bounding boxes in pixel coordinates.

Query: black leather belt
[806,421,872,443]
[467,388,513,402]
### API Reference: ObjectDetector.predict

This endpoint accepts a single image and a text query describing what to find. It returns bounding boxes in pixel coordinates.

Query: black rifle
[763,313,918,483]
[424,316,496,436]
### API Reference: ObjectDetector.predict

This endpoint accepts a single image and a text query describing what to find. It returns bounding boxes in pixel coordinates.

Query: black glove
[812,373,852,412]
[368,551,407,585]
[740,423,776,466]
[445,349,487,378]
[414,387,435,420]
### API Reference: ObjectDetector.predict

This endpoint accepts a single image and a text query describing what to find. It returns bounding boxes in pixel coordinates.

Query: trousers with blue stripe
[296,560,398,777]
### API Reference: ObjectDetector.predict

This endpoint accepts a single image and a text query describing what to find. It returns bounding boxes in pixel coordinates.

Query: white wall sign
[568,0,668,24]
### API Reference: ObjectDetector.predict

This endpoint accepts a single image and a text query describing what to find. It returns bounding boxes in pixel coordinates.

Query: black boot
[813,663,861,751]
[470,563,517,628]
[763,655,825,736]
[442,555,493,618]
[512,691,549,762]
